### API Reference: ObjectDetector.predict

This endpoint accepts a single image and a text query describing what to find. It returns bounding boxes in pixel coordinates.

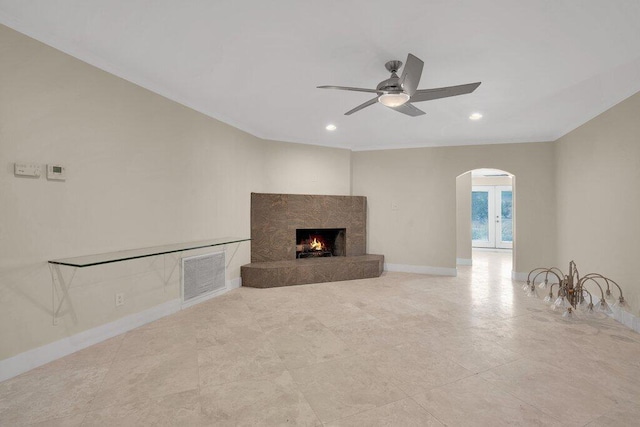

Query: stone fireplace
[241,193,383,288]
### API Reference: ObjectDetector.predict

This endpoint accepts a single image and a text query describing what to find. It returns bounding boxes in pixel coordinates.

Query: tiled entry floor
[2,251,640,426]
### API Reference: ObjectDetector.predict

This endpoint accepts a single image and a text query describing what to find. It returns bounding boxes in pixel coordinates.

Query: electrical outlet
[115,293,125,306]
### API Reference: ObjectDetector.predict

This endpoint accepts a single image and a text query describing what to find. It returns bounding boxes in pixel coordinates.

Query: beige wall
[0,25,351,361]
[259,139,351,195]
[472,176,513,187]
[556,91,640,316]
[456,172,472,262]
[352,142,556,273]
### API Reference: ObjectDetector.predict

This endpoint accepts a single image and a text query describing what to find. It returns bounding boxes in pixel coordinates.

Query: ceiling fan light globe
[378,93,410,107]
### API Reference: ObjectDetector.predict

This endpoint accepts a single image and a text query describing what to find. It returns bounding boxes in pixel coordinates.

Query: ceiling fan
[318,53,481,117]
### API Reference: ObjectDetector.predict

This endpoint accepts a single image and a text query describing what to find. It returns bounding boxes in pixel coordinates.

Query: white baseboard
[384,263,457,276]
[228,277,242,289]
[589,295,640,334]
[612,306,640,333]
[0,278,240,382]
[456,258,472,266]
[0,299,180,383]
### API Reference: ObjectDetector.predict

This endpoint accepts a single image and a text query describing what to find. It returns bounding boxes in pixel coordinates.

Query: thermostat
[47,164,67,181]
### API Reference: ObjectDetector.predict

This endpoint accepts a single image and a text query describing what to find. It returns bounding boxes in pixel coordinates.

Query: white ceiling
[1,1,640,151]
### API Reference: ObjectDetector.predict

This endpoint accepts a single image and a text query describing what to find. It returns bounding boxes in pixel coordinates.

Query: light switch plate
[14,163,41,177]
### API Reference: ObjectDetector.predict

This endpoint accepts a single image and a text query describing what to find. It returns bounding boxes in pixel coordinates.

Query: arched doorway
[456,168,515,269]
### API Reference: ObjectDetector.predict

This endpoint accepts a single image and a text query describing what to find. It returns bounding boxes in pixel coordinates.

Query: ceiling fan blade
[400,53,424,96]
[345,97,379,115]
[410,82,481,103]
[317,85,381,94]
[387,103,426,117]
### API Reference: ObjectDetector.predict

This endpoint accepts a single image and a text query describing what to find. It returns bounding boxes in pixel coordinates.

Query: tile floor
[2,251,640,426]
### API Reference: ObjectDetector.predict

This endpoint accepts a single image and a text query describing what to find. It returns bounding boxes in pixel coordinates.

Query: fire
[309,237,324,251]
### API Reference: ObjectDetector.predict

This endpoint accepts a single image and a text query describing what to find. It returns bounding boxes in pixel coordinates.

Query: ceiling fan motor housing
[376,75,402,94]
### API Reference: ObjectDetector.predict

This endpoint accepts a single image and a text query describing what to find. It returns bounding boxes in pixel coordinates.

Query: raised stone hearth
[241,193,383,288]
[241,255,384,288]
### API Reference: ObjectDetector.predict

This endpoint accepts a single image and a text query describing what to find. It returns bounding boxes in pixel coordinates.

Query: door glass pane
[472,191,489,241]
[501,191,513,242]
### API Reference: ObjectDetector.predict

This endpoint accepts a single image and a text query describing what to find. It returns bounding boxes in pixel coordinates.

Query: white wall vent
[181,251,226,303]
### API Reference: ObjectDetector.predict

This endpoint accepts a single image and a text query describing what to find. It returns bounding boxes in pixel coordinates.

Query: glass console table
[47,237,250,324]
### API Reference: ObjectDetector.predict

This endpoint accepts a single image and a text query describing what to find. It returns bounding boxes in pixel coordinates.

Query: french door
[472,186,513,249]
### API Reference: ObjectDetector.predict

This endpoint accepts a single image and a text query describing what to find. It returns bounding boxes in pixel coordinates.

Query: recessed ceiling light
[325,124,337,131]
[469,113,483,120]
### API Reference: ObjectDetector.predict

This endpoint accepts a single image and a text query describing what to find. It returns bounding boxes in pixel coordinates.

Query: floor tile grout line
[280,366,325,426]
[405,363,564,425]
[85,340,201,413]
[320,394,411,425]
[478,374,565,425]
[74,333,127,420]
[477,357,606,425]
[407,394,449,426]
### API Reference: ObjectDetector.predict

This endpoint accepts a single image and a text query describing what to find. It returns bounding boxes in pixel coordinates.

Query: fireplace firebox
[296,228,346,258]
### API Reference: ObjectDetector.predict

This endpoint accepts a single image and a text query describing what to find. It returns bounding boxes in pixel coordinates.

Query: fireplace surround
[241,193,383,288]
